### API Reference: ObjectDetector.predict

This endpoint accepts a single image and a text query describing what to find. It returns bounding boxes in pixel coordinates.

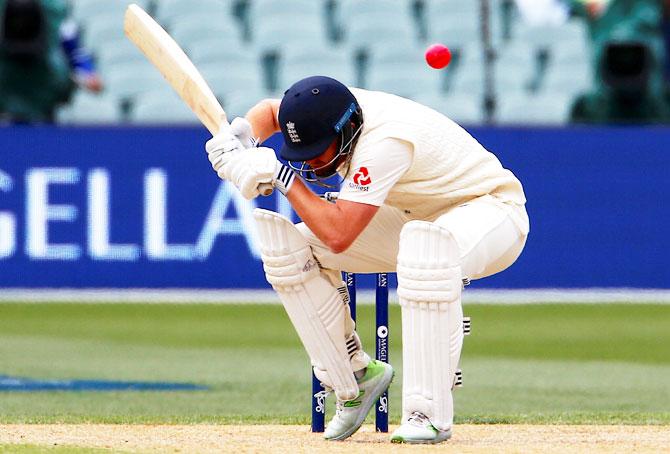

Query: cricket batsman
[204,76,529,444]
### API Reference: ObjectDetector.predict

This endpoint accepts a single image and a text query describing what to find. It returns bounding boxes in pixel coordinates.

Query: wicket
[311,272,390,433]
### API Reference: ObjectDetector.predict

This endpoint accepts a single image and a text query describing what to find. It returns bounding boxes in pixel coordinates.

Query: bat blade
[124,3,226,135]
[123,4,273,195]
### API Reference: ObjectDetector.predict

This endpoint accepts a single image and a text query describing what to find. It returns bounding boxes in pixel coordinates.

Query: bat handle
[258,183,274,196]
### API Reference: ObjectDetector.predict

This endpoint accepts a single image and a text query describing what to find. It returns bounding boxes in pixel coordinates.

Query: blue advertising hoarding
[471,126,670,288]
[0,125,668,289]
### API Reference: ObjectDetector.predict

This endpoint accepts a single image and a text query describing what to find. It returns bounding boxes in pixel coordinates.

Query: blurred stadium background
[57,0,596,125]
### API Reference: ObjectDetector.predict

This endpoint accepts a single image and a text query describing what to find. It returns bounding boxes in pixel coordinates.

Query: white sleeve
[337,138,412,206]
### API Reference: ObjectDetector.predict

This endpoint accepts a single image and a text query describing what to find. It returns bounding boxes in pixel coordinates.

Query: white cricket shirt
[337,88,526,221]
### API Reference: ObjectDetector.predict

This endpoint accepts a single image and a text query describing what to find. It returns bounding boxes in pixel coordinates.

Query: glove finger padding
[252,147,279,177]
[216,166,230,182]
[205,131,243,156]
[238,148,276,199]
[215,146,281,200]
[208,149,232,172]
[221,152,248,186]
[239,172,262,200]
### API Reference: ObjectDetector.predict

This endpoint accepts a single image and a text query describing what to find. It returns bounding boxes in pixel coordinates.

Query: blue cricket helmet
[279,76,360,162]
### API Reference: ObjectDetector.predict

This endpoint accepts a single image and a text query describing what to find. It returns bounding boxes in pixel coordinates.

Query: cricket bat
[123,4,273,196]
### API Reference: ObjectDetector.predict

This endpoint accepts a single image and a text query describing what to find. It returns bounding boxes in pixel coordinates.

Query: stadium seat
[276,45,357,89]
[497,40,536,67]
[83,15,128,48]
[449,58,486,95]
[496,43,538,93]
[248,0,325,23]
[366,42,446,91]
[130,91,201,125]
[341,1,420,51]
[223,88,279,119]
[337,0,414,23]
[253,18,329,55]
[414,92,484,125]
[246,3,332,88]
[497,64,534,94]
[427,0,505,46]
[541,63,593,97]
[549,41,592,67]
[456,43,485,69]
[56,92,122,125]
[514,19,588,49]
[366,68,442,100]
[196,62,267,101]
[168,14,244,53]
[428,11,484,50]
[449,44,527,96]
[154,0,232,27]
[497,0,518,41]
[95,40,148,74]
[189,41,259,69]
[72,0,150,22]
[423,0,481,17]
[496,91,574,125]
[351,16,418,47]
[369,41,428,67]
[105,65,167,102]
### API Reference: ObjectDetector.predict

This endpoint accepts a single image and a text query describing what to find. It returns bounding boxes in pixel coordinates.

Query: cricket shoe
[390,412,452,444]
[324,359,394,441]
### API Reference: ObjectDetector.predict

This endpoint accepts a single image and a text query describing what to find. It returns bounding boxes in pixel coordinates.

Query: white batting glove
[218,147,296,200]
[205,131,243,173]
[205,118,260,174]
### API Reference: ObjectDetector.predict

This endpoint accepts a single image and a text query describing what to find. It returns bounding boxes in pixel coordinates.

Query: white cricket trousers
[297,194,529,280]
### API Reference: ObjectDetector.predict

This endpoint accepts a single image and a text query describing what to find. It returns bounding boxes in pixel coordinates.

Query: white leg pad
[314,270,371,386]
[397,220,463,431]
[253,209,358,401]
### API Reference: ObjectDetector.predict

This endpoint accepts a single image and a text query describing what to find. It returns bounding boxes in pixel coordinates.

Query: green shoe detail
[343,390,364,408]
[324,360,394,441]
[390,412,452,444]
[357,359,386,384]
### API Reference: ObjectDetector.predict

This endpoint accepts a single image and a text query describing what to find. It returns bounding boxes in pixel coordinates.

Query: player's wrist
[274,163,295,196]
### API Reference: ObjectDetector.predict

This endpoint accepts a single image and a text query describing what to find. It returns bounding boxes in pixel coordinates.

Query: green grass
[0,302,668,424]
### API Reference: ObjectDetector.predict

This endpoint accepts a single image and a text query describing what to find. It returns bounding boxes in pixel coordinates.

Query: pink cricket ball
[425,43,452,69]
